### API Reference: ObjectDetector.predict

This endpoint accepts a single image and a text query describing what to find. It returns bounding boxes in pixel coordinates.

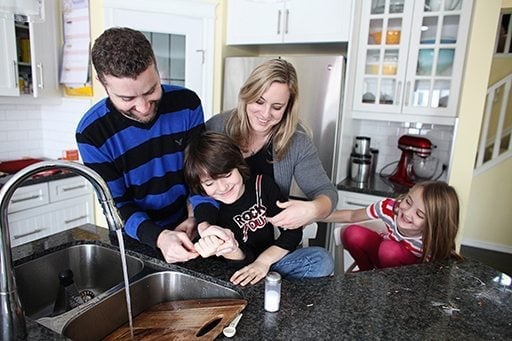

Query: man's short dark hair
[91,27,157,84]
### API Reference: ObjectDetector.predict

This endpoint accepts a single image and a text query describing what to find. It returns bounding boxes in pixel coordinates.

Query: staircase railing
[474,73,512,175]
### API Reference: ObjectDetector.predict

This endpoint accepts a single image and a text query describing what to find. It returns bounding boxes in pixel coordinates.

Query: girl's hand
[194,235,223,258]
[267,200,317,229]
[230,260,270,286]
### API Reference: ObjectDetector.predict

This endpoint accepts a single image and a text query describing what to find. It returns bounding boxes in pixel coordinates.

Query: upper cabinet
[0,0,61,98]
[226,0,353,45]
[351,0,473,123]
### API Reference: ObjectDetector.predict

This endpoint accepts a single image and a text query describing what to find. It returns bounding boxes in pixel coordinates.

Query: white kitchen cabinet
[226,0,353,45]
[0,0,61,98]
[351,0,473,123]
[8,177,94,247]
[336,190,386,272]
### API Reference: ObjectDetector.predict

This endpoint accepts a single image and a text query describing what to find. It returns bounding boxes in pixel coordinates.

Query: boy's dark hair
[184,131,251,195]
[91,27,157,84]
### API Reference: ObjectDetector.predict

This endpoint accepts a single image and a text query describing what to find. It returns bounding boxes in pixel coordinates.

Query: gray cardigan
[206,111,338,212]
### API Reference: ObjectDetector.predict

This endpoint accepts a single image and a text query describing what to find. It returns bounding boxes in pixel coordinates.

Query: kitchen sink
[14,244,144,320]
[62,271,244,340]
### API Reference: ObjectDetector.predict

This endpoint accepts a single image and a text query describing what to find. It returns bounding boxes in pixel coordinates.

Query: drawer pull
[62,185,86,192]
[65,215,87,224]
[13,228,44,239]
[345,201,368,208]
[11,195,41,204]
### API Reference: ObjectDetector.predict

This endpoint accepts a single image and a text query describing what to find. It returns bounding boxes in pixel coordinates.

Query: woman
[203,58,337,231]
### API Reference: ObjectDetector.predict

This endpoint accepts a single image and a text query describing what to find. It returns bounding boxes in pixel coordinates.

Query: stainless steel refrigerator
[222,55,345,249]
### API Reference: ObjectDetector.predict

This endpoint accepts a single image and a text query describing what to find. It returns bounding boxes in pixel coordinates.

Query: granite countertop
[13,224,512,340]
[0,170,79,188]
[337,174,409,197]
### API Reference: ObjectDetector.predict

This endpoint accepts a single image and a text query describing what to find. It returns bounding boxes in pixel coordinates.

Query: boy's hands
[194,235,224,258]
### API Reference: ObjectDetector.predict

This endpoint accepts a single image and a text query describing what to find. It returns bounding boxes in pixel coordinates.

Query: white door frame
[103,0,215,119]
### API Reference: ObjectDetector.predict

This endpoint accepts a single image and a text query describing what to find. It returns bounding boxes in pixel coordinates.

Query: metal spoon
[223,313,243,338]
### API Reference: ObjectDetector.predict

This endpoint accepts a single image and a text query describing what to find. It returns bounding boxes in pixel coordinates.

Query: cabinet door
[403,0,472,116]
[8,183,50,213]
[353,0,415,114]
[0,13,20,96]
[285,0,352,43]
[226,0,283,45]
[29,0,61,98]
[352,0,473,122]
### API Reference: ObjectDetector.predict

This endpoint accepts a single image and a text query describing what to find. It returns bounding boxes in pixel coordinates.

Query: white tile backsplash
[0,98,93,161]
[351,119,454,180]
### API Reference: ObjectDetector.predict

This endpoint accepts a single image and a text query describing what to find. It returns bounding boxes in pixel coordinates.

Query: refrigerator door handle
[277,10,282,35]
[284,9,289,34]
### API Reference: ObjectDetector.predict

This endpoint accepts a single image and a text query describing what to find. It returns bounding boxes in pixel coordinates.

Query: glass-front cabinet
[352,0,473,120]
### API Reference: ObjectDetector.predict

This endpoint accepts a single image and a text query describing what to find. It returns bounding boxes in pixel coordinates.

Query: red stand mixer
[389,135,435,187]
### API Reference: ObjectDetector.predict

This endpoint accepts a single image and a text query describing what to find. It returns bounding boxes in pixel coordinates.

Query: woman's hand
[267,195,332,229]
[230,260,270,286]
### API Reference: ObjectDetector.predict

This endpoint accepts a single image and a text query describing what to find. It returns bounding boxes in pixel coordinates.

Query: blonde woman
[192,59,337,240]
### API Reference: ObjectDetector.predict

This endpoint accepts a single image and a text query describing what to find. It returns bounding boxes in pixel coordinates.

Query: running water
[116,229,135,340]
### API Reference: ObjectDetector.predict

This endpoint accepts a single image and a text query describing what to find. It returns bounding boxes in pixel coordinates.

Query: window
[495,11,512,56]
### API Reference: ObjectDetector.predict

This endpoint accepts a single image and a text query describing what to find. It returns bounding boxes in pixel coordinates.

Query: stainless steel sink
[14,244,144,319]
[62,271,243,340]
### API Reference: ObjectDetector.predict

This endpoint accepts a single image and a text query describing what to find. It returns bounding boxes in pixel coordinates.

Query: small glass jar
[264,272,281,312]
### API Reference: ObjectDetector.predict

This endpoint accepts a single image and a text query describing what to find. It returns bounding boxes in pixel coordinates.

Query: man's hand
[175,216,198,241]
[156,229,199,263]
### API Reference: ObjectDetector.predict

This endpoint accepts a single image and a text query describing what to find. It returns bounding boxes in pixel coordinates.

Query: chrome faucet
[0,160,123,339]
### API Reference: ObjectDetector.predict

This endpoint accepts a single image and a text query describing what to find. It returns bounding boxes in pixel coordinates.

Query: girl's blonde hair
[225,58,300,161]
[398,181,461,262]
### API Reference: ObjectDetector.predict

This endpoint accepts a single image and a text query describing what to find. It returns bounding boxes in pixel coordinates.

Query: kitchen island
[14,224,512,340]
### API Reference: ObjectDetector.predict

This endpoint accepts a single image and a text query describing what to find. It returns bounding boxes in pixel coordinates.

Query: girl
[324,181,461,271]
[185,131,334,286]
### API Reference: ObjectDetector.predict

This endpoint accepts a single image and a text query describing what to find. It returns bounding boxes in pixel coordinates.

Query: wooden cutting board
[104,298,247,341]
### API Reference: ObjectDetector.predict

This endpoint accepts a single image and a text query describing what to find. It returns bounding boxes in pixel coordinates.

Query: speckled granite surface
[337,175,409,197]
[13,224,512,340]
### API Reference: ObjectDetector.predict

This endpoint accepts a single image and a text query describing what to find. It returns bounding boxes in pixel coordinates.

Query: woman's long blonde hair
[397,181,461,262]
[225,58,300,161]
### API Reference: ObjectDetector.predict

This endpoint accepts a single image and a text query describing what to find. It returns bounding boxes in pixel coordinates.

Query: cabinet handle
[65,215,87,224]
[11,194,41,204]
[277,10,281,34]
[345,201,368,208]
[62,184,86,192]
[404,81,411,106]
[284,9,289,34]
[396,81,402,105]
[36,63,44,88]
[13,60,18,88]
[13,228,44,240]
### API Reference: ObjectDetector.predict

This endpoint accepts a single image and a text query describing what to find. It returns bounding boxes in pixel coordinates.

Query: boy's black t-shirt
[194,174,302,266]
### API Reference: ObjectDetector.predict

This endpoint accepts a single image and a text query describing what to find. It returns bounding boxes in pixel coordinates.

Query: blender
[389,135,438,187]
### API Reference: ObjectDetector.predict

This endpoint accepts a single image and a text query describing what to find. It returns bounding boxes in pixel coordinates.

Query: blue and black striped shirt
[76,85,204,247]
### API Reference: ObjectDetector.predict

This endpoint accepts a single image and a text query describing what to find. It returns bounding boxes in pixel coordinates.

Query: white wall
[0,98,92,162]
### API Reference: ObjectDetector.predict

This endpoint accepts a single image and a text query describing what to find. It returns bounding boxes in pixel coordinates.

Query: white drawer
[337,190,386,209]
[49,177,92,202]
[8,183,50,213]
[8,195,94,247]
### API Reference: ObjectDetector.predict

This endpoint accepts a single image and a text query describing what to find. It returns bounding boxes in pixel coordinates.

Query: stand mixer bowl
[410,155,439,180]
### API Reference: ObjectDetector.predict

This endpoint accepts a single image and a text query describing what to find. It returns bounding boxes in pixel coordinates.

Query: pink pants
[341,224,420,271]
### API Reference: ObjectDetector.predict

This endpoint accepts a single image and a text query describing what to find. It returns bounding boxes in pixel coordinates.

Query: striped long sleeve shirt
[76,85,205,247]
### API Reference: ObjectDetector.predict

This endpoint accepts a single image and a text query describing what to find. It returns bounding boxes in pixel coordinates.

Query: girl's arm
[321,207,370,223]
[230,246,289,286]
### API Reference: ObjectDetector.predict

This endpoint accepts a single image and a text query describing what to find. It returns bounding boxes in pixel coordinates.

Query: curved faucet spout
[0,160,124,339]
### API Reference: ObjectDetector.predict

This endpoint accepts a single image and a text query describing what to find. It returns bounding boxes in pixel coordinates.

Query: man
[76,27,217,263]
